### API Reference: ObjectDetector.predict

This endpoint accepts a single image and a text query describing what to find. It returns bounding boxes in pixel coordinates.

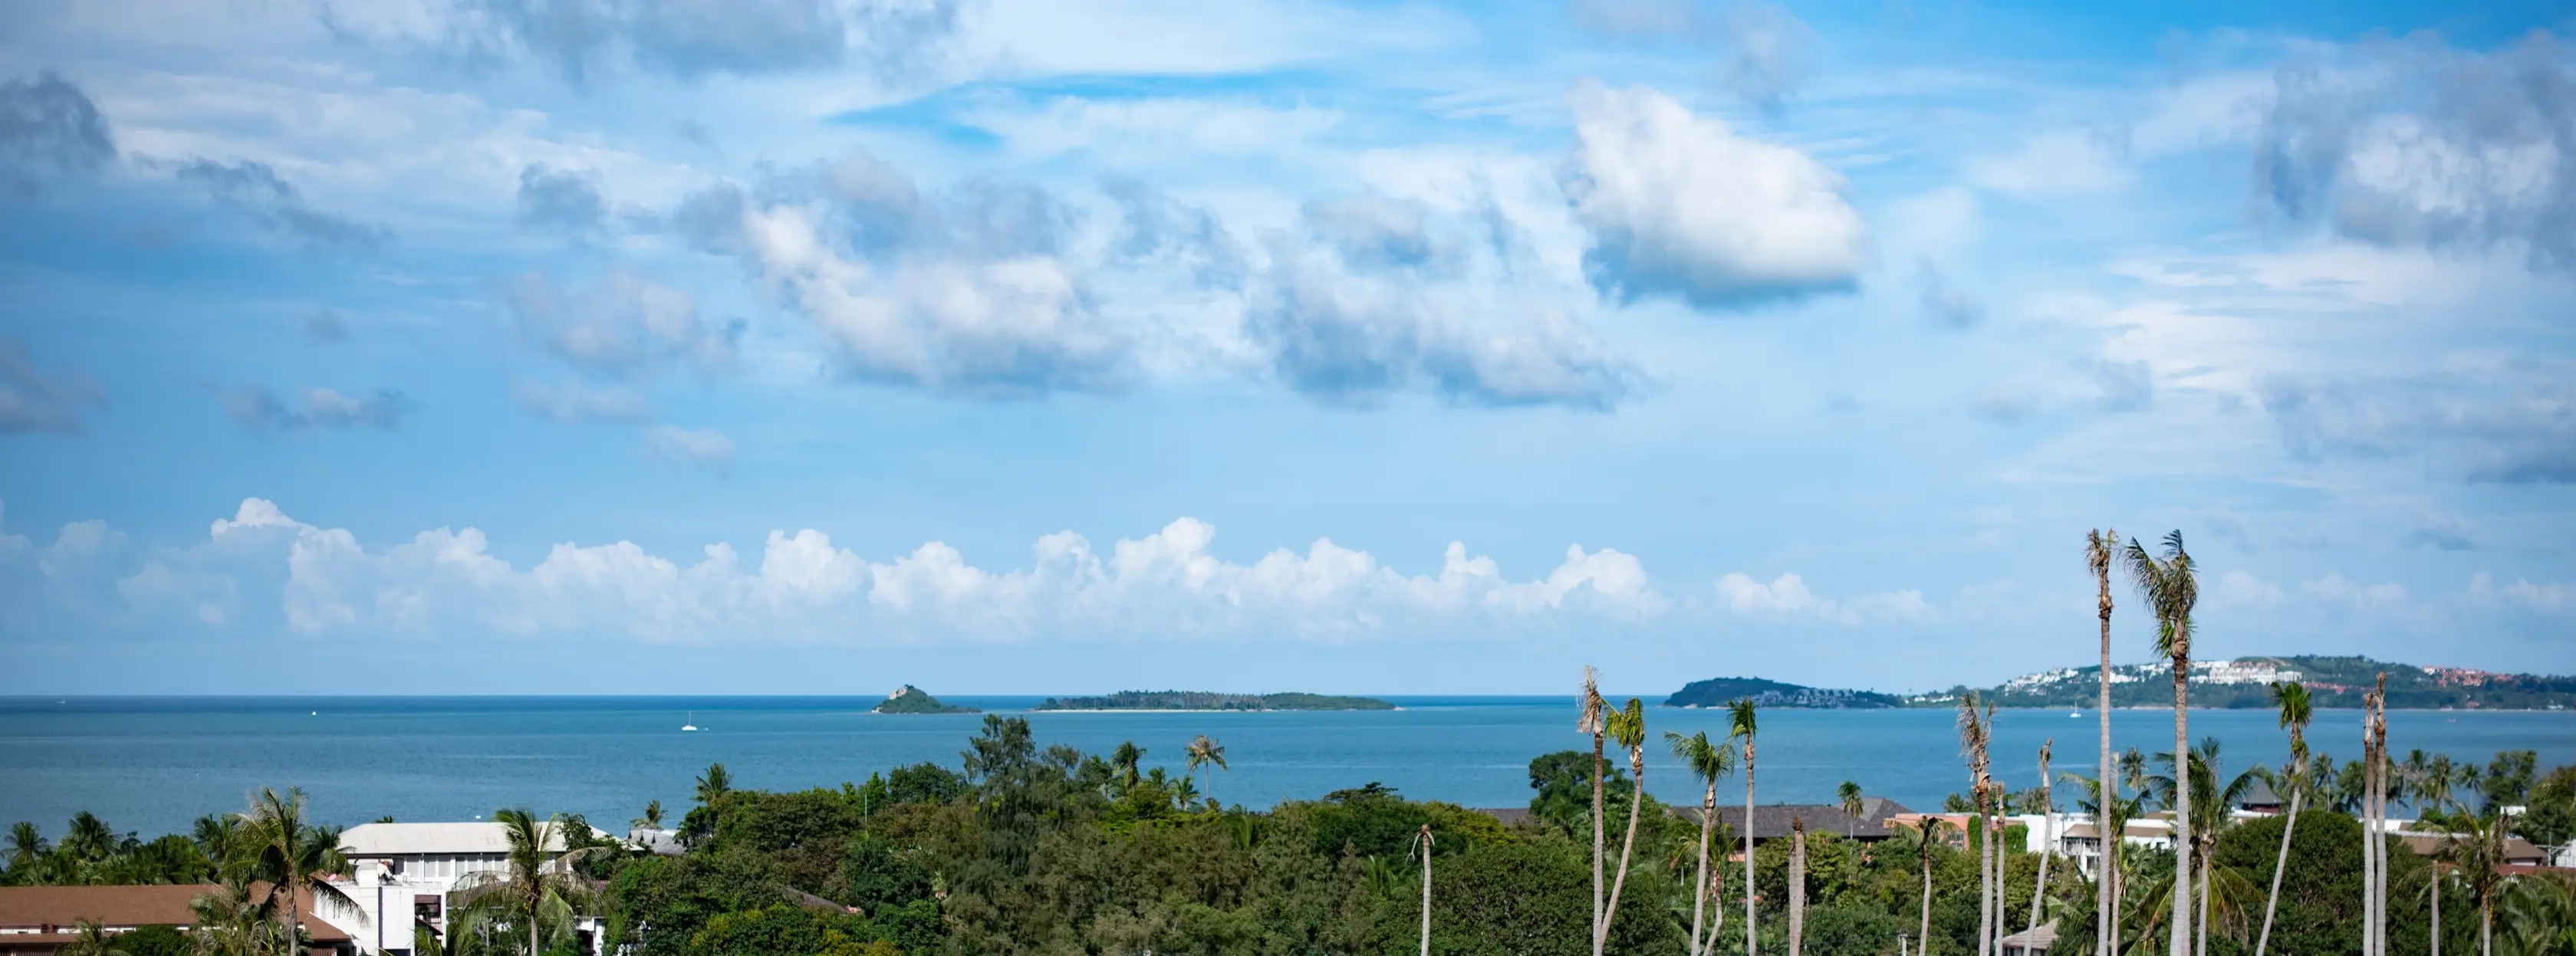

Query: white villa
[321,821,614,956]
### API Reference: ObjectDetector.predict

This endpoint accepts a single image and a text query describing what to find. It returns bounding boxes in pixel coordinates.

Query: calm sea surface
[3,697,2571,837]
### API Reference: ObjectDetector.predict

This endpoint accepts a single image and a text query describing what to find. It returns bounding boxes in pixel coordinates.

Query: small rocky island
[1033,690,1395,711]
[873,685,979,715]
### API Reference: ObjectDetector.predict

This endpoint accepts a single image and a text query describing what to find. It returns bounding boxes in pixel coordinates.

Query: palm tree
[2087,527,2119,956]
[1111,741,1145,790]
[2028,739,2058,951]
[1579,667,1609,956]
[238,787,361,951]
[452,808,607,956]
[1598,698,1648,956]
[1788,816,1808,956]
[1666,729,1736,956]
[1905,817,1943,954]
[6,820,44,874]
[1959,693,1995,956]
[57,918,129,956]
[2496,872,2575,956]
[1414,823,1433,956]
[1186,734,1229,807]
[190,873,287,956]
[2254,681,2311,956]
[1729,698,1761,956]
[2438,811,2512,956]
[2412,753,2463,956]
[2146,739,2261,956]
[693,763,730,807]
[631,800,663,832]
[2122,530,2198,956]
[1839,782,1865,841]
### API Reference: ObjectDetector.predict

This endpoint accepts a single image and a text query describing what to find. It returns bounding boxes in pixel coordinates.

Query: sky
[0,0,2571,696]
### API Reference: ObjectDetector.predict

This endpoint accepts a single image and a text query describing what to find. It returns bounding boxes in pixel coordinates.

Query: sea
[3,696,2570,838]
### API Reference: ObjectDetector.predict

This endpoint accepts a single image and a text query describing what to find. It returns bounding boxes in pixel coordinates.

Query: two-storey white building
[321,822,614,956]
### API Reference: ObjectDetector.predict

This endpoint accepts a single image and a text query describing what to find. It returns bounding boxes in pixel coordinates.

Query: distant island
[1033,691,1397,711]
[1663,676,1903,709]
[1914,655,2576,711]
[873,685,979,715]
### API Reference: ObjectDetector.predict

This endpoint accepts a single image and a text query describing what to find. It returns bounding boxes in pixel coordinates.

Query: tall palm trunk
[2028,742,2055,949]
[1592,728,1607,956]
[1418,825,1432,956]
[2168,656,2193,956]
[2089,528,2118,956]
[2254,790,2301,956]
[1919,823,1936,956]
[1976,793,1995,956]
[2197,855,2211,956]
[1691,787,1716,956]
[1787,818,1806,956]
[1600,747,1645,954]
[2429,862,2439,956]
[1744,738,1758,956]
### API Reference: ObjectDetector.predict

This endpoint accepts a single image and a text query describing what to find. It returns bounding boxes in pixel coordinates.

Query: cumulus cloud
[1100,176,1248,289]
[1247,215,1635,409]
[1561,81,1866,308]
[643,425,735,473]
[2261,370,2576,482]
[6,498,1673,647]
[175,158,386,252]
[1712,571,1926,623]
[1301,195,1442,273]
[502,268,739,379]
[2465,571,2565,613]
[221,386,406,432]
[0,340,106,434]
[2252,33,2576,270]
[513,379,650,422]
[424,0,960,83]
[679,153,1132,398]
[2207,569,2285,609]
[515,163,608,236]
[2301,573,2408,609]
[0,71,115,193]
[2400,514,2476,550]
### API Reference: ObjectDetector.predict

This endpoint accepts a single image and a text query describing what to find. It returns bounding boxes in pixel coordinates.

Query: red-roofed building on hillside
[0,884,355,956]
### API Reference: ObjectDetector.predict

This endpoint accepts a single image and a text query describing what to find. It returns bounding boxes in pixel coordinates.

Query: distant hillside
[873,685,978,715]
[1034,691,1396,711]
[1663,676,1904,709]
[1918,655,2576,710]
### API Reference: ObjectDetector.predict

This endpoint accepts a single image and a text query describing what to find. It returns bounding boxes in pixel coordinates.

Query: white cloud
[2465,571,2567,613]
[2300,573,2409,609]
[502,268,739,380]
[1713,571,1926,623]
[7,499,1675,648]
[2207,569,2285,609]
[513,379,651,423]
[1561,81,1867,308]
[1969,129,2134,199]
[643,425,736,472]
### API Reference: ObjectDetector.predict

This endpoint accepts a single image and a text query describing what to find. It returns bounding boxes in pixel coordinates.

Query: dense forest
[8,715,2574,956]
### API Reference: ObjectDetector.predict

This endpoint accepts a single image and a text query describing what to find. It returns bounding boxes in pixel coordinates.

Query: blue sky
[1,0,2571,695]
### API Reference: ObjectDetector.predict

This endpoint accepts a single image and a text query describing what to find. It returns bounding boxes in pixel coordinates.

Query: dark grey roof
[1476,807,1534,826]
[1695,796,1911,840]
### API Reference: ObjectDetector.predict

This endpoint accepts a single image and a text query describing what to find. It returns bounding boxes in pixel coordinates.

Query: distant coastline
[1032,690,1397,711]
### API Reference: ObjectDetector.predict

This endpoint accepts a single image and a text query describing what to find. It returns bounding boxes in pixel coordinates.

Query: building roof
[2000,921,2058,954]
[1697,797,1912,840]
[2396,833,2548,864]
[0,885,352,941]
[339,821,609,857]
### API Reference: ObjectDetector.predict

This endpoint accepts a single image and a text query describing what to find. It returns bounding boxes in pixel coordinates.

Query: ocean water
[2,696,2570,838]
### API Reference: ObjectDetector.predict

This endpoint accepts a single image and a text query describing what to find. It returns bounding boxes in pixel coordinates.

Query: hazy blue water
[3,696,2570,838]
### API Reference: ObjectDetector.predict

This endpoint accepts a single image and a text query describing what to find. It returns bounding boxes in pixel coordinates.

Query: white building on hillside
[321,821,614,956]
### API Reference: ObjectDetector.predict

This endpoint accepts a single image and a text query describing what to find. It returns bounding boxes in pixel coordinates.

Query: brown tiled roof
[1698,797,1912,840]
[0,884,352,941]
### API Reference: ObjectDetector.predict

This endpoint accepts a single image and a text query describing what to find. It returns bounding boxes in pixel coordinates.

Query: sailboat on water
[682,711,700,731]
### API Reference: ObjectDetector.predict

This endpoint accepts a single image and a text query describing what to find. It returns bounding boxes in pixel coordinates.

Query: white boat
[2070,711,2082,718]
[682,711,699,731]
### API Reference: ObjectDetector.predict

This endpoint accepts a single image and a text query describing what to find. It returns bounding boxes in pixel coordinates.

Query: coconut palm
[631,800,663,832]
[1839,782,1865,841]
[1580,667,1609,956]
[2253,680,2311,956]
[1598,698,1648,956]
[190,872,287,956]
[2087,527,2120,956]
[6,820,44,875]
[1900,817,1943,955]
[1959,693,1996,956]
[2436,811,2513,956]
[1186,734,1229,807]
[237,787,361,952]
[2122,530,2198,956]
[693,763,730,807]
[2028,739,2058,950]
[1729,698,1761,956]
[1788,816,1808,956]
[2412,753,2465,956]
[1110,742,1145,790]
[452,808,607,956]
[2145,738,2261,956]
[56,918,128,956]
[1667,729,1737,956]
[1414,823,1433,956]
[2497,872,2575,956]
